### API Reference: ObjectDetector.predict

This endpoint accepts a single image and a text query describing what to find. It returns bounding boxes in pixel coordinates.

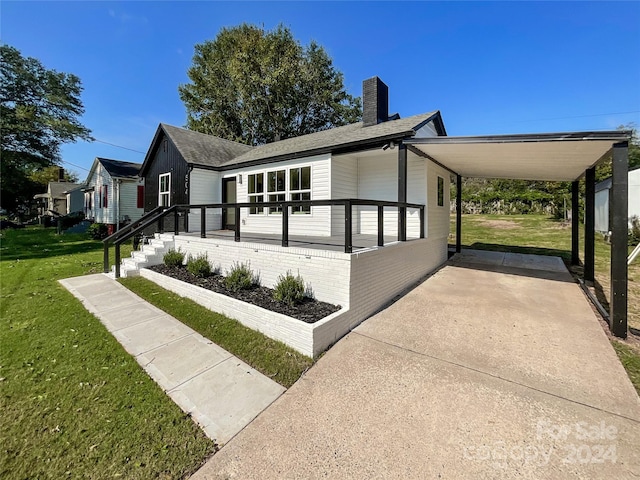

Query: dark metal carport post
[398,142,407,242]
[584,167,596,283]
[571,181,580,265]
[610,141,628,338]
[456,175,462,253]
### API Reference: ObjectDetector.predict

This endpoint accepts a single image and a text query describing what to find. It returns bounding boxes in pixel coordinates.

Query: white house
[139,77,448,241]
[83,157,145,232]
[112,76,632,355]
[595,166,640,232]
[129,77,452,356]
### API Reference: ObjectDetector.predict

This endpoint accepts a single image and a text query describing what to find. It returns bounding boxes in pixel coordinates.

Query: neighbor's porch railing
[103,199,425,278]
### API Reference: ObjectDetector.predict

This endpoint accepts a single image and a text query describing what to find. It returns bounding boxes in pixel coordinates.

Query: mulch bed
[148,264,341,324]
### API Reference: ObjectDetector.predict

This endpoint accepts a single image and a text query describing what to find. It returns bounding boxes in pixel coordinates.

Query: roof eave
[218,130,417,171]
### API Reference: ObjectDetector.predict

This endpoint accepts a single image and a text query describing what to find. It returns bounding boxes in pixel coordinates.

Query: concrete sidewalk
[60,274,285,444]
[193,250,640,479]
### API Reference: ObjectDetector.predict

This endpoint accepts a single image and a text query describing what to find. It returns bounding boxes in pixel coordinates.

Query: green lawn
[451,214,640,394]
[0,227,215,479]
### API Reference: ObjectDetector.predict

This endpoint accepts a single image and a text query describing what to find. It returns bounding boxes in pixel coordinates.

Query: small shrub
[186,253,211,278]
[273,271,305,306]
[225,262,256,292]
[87,223,108,240]
[163,248,185,267]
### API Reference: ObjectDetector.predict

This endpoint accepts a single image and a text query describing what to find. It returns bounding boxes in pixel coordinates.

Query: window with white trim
[289,166,311,214]
[159,173,171,207]
[248,173,264,214]
[267,169,286,214]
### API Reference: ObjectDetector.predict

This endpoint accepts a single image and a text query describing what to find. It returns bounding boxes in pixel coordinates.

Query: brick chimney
[362,77,389,127]
[58,167,65,181]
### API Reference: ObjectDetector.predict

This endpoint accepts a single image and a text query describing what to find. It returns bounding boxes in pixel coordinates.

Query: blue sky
[3,1,640,179]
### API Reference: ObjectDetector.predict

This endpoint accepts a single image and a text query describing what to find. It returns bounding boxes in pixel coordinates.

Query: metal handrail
[104,199,425,277]
[103,205,163,244]
[103,205,178,277]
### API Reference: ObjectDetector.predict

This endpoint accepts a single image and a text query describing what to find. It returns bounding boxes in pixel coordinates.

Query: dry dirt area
[469,218,520,229]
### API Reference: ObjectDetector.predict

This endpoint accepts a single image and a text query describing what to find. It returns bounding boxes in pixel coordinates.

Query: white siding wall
[356,153,426,237]
[357,155,397,235]
[86,163,115,224]
[188,168,222,231]
[594,168,640,232]
[330,156,358,235]
[119,180,145,223]
[225,153,332,236]
[595,189,609,233]
[426,160,451,240]
[630,168,640,224]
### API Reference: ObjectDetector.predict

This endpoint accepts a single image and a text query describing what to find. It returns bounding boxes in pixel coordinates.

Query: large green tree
[1,44,92,214]
[179,24,361,146]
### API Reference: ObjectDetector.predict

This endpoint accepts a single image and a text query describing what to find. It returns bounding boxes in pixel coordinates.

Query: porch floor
[181,230,420,253]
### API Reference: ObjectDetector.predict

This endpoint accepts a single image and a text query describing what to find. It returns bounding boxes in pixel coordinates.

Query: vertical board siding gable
[144,133,189,211]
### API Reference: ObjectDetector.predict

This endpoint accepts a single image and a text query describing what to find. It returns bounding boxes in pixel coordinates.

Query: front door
[222,178,237,230]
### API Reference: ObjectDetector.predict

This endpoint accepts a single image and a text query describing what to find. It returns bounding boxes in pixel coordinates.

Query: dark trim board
[406,145,459,176]
[609,141,628,338]
[405,131,630,145]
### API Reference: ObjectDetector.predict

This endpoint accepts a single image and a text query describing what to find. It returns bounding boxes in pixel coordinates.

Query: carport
[405,131,631,338]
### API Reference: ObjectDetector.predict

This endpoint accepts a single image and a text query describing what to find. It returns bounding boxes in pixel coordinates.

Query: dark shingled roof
[142,111,442,174]
[97,158,142,179]
[220,111,440,167]
[161,124,253,168]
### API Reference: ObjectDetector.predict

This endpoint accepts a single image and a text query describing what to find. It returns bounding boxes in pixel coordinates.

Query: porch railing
[103,199,425,278]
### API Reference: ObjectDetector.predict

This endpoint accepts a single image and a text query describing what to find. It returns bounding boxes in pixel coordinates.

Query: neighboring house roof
[140,110,444,174]
[63,183,86,194]
[49,182,79,199]
[85,157,143,185]
[97,157,142,179]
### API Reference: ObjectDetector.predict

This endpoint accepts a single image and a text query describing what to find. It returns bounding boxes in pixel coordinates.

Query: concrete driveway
[193,250,640,479]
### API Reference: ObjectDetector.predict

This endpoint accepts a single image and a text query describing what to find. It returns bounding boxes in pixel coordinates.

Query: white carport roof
[405,131,630,181]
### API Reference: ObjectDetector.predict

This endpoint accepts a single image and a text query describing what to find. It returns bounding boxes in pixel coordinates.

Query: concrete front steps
[113,234,175,278]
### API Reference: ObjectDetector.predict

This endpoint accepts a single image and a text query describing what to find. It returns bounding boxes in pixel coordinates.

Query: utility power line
[92,138,146,154]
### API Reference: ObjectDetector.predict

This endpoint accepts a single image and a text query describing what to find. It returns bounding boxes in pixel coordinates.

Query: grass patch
[612,341,640,395]
[119,277,313,388]
[0,227,215,479]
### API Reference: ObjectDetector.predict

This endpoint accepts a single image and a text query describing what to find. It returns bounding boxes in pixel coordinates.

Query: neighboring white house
[595,166,640,232]
[83,157,145,231]
[63,183,85,214]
